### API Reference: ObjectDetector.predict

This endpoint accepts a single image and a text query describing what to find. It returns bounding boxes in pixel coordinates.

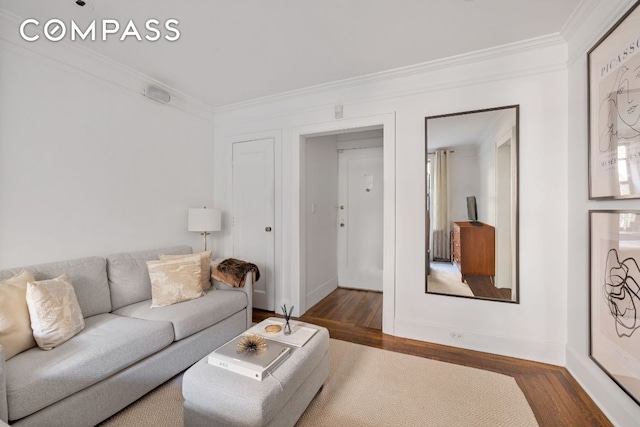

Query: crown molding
[213,38,566,128]
[560,0,600,42]
[0,8,217,123]
[214,33,567,116]
[564,0,637,66]
[213,58,567,128]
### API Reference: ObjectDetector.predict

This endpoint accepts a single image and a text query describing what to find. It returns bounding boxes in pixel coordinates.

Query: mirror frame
[425,105,520,304]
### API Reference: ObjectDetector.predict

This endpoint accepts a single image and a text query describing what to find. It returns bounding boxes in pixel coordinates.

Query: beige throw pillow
[147,255,204,308]
[159,251,211,291]
[26,274,85,351]
[0,271,37,359]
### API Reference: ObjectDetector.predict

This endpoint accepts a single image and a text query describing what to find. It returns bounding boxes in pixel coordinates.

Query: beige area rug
[428,262,474,297]
[100,339,538,427]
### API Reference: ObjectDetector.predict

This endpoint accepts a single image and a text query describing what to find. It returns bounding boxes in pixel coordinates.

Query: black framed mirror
[425,105,519,303]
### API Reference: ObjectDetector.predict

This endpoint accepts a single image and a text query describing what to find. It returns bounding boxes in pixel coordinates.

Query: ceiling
[427,108,515,150]
[0,0,581,109]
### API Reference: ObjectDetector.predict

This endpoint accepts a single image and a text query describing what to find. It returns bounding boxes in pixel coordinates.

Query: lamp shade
[188,208,221,232]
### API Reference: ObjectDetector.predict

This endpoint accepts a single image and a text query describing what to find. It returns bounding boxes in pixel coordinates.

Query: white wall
[448,147,481,222]
[304,134,339,308]
[0,21,217,268]
[213,37,569,365]
[565,0,640,425]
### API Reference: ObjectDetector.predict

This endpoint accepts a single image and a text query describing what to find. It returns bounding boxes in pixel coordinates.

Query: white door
[337,147,383,291]
[232,139,275,310]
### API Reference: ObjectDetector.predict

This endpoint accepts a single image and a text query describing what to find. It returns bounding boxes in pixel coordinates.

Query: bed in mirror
[425,105,519,303]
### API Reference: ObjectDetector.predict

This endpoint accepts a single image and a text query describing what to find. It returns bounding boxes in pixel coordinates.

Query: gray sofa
[0,245,252,427]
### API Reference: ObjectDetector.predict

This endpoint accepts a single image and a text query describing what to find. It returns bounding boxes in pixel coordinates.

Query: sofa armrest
[0,345,8,423]
[212,272,253,329]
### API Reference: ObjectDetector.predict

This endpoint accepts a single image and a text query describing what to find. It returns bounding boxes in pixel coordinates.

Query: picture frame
[589,210,640,404]
[588,1,640,199]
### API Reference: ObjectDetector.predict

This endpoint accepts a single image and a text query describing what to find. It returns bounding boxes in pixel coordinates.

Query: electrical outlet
[449,331,464,340]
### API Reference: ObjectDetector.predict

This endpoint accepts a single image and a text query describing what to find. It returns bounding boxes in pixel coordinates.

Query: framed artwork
[588,1,640,199]
[590,210,640,404]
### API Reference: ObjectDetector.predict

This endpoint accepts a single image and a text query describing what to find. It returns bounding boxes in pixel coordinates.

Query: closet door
[232,138,275,310]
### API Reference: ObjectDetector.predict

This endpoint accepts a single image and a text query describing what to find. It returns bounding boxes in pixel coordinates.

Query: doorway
[292,112,396,335]
[303,128,384,310]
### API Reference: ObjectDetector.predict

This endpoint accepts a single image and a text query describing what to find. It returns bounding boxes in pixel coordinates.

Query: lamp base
[201,231,210,252]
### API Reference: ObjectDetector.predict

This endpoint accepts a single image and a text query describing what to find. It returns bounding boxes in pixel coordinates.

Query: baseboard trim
[394,317,565,365]
[305,276,338,310]
[565,346,640,426]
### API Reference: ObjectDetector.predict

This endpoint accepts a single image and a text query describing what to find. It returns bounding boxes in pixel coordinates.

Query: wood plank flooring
[465,274,512,300]
[254,288,612,427]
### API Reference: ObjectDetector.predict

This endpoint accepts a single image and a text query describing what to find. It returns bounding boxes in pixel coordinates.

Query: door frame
[291,113,396,335]
[225,130,282,311]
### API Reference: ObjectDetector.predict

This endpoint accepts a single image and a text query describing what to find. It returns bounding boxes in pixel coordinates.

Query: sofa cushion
[160,251,212,291]
[0,271,37,360]
[0,257,110,318]
[5,313,174,420]
[113,289,247,340]
[107,245,192,311]
[26,275,85,350]
[148,255,204,308]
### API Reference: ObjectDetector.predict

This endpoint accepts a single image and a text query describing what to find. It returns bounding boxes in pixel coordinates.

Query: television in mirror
[425,105,519,303]
[466,196,478,223]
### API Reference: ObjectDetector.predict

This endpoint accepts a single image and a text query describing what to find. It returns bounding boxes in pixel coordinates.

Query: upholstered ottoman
[182,323,330,427]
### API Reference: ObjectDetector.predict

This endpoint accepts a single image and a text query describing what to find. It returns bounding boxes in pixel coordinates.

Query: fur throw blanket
[212,258,260,288]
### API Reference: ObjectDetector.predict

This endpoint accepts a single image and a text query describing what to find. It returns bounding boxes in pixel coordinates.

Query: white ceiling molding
[213,34,567,126]
[560,0,600,42]
[214,34,567,118]
[563,0,637,66]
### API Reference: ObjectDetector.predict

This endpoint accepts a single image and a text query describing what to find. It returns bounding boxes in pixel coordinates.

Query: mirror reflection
[425,105,519,303]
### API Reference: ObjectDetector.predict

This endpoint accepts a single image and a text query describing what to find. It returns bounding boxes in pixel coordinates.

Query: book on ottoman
[208,335,291,381]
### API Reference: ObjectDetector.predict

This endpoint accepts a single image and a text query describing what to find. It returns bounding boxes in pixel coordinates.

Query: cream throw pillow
[147,255,204,308]
[0,271,37,359]
[26,274,85,351]
[159,251,211,291]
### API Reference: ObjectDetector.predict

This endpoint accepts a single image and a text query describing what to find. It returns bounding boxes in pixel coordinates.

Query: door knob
[265,227,272,232]
[340,223,345,227]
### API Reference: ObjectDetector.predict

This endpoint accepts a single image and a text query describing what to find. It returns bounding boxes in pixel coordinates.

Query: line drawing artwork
[603,248,640,338]
[599,62,640,153]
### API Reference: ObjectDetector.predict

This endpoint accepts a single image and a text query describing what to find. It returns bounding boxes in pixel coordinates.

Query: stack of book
[207,335,291,381]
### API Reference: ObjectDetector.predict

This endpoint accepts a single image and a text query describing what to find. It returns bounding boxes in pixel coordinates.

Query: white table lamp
[188,208,221,251]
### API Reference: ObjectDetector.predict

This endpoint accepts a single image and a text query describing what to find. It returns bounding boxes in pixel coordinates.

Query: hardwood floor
[465,274,512,300]
[254,288,612,427]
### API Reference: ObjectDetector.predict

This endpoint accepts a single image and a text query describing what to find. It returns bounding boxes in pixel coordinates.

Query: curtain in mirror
[432,149,450,261]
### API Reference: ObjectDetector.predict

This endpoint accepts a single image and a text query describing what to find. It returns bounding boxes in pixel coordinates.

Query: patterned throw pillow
[147,255,204,308]
[26,274,85,350]
[0,270,38,359]
[159,251,212,291]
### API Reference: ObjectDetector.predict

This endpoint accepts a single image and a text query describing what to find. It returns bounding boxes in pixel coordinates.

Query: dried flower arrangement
[236,334,267,355]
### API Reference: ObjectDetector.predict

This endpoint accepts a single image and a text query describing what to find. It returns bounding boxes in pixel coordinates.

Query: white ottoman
[182,324,330,427]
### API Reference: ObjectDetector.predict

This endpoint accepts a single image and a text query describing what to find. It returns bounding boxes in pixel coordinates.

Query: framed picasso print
[588,1,640,199]
[590,210,640,404]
